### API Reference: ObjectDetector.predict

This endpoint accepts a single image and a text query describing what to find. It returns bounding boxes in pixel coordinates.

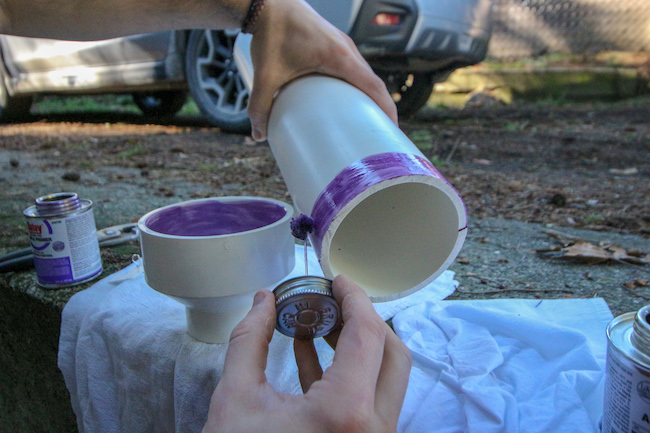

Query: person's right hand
[247,0,398,141]
[202,274,412,433]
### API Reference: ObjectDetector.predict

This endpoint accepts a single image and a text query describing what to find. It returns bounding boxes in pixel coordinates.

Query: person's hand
[202,274,412,433]
[247,0,398,141]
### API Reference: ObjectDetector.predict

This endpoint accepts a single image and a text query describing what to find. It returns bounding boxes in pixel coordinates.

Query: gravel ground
[1,97,649,315]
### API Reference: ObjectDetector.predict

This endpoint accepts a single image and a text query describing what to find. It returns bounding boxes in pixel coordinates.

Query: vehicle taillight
[372,13,403,26]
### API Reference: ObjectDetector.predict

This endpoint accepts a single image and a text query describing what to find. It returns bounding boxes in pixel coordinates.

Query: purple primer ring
[145,199,288,236]
[309,152,466,258]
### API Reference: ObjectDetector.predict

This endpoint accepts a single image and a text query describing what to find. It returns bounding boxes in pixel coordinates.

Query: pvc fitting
[138,197,295,343]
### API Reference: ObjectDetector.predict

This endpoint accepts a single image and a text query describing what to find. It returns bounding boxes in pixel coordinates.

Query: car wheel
[0,64,32,122]
[132,90,188,117]
[383,72,435,118]
[185,29,251,134]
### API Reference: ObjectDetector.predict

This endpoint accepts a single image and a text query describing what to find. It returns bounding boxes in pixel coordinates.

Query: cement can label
[27,208,102,286]
[603,341,650,433]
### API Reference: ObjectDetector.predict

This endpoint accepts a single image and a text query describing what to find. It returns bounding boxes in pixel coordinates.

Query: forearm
[0,0,250,40]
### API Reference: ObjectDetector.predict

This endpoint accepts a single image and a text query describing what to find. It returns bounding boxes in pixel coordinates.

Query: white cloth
[393,298,611,433]
[58,245,456,433]
[58,245,612,433]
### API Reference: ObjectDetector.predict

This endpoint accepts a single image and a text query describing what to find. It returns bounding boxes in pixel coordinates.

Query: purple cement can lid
[273,276,342,339]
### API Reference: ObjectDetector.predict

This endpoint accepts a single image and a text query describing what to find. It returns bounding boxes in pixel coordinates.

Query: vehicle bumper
[352,0,492,69]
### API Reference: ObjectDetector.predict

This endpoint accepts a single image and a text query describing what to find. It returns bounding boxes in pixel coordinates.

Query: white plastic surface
[137,197,295,343]
[233,38,467,301]
[268,75,420,214]
[321,178,466,301]
[266,76,467,300]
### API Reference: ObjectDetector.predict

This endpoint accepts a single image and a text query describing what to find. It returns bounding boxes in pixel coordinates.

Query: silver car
[0,0,492,132]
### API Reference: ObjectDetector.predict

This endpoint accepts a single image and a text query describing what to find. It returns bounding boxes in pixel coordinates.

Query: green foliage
[584,214,605,224]
[198,163,218,171]
[429,155,447,167]
[179,99,200,115]
[32,94,200,116]
[117,145,146,159]
[32,95,138,113]
[408,129,434,151]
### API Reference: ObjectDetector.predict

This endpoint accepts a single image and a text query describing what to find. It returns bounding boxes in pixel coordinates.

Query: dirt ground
[2,96,648,242]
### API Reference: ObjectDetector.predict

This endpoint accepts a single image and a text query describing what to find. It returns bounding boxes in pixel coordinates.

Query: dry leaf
[560,240,613,264]
[609,167,638,175]
[539,239,650,265]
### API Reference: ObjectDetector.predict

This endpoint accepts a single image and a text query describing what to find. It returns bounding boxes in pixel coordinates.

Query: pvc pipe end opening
[324,182,465,300]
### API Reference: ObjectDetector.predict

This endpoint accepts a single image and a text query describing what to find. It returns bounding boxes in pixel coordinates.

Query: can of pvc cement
[602,305,650,433]
[23,192,102,288]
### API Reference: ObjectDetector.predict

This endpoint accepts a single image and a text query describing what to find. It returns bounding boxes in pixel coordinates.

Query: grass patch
[429,156,448,167]
[117,145,146,159]
[32,94,139,114]
[32,94,201,116]
[179,99,201,116]
[408,129,434,152]
[584,214,605,224]
[198,163,218,171]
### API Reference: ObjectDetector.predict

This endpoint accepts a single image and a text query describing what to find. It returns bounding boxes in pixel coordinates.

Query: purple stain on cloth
[290,214,315,241]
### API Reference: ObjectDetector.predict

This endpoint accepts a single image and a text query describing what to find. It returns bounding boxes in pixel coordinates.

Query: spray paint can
[23,192,102,288]
[602,305,650,432]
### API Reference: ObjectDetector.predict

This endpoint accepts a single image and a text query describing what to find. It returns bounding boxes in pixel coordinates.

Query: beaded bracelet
[241,0,266,34]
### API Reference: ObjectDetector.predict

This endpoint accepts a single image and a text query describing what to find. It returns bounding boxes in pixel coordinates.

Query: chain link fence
[488,0,650,60]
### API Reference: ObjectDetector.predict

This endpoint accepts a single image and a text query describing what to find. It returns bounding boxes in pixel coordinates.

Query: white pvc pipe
[138,197,295,343]
[234,36,467,302]
[267,76,467,301]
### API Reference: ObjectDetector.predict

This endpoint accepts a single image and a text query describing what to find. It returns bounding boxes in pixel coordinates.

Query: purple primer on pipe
[145,199,288,236]
[309,152,465,257]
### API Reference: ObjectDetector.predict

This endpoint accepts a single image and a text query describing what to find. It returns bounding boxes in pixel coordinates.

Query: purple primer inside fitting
[309,152,464,257]
[145,199,287,236]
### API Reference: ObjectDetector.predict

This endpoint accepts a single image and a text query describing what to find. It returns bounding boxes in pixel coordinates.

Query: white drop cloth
[58,245,612,433]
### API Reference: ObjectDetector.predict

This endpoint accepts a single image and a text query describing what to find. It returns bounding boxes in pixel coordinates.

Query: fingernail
[253,291,265,306]
[252,127,262,141]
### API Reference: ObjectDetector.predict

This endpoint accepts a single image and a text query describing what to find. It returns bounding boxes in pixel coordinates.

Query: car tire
[0,64,32,122]
[384,72,435,118]
[185,29,251,134]
[132,90,188,117]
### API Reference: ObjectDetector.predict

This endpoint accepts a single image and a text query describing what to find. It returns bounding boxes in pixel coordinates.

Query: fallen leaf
[609,167,638,175]
[560,240,612,264]
[457,257,470,265]
[539,240,650,265]
[635,279,649,287]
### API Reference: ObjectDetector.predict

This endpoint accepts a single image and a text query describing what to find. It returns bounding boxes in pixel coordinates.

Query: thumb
[220,290,277,387]
[247,72,280,142]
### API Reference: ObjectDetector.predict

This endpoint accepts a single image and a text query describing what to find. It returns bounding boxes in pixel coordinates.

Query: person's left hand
[247,0,398,142]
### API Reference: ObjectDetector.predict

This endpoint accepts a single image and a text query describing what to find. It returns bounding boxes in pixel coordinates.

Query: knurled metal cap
[273,276,342,339]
